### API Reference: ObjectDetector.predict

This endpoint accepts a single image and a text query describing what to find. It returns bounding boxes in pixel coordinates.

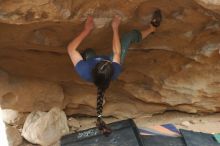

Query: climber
[67,10,162,136]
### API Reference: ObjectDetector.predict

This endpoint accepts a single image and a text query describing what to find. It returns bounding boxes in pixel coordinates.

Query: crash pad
[214,134,220,143]
[180,129,220,146]
[139,123,180,137]
[61,119,144,146]
[141,135,186,146]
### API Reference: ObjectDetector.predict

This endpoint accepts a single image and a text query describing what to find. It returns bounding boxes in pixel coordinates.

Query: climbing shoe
[151,9,162,27]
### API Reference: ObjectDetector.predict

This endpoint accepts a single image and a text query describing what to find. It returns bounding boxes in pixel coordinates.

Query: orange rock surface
[0,0,220,118]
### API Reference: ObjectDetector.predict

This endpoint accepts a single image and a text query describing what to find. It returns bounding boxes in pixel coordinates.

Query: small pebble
[189,120,197,124]
[68,118,81,129]
[181,121,191,127]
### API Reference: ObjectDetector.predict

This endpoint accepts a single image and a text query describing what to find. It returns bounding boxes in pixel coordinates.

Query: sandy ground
[135,111,220,134]
[73,111,220,134]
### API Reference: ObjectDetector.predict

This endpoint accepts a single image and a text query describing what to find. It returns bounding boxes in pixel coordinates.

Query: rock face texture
[0,0,220,118]
[195,0,220,14]
[0,70,64,112]
[1,109,27,125]
[6,126,23,146]
[21,107,69,146]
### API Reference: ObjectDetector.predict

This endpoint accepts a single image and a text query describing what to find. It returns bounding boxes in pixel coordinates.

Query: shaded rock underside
[0,0,220,118]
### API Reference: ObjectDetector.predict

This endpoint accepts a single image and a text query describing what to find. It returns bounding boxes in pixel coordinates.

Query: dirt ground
[74,111,220,134]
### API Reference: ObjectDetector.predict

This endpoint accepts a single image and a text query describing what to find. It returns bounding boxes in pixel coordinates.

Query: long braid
[92,60,113,136]
[97,88,104,117]
[96,87,112,136]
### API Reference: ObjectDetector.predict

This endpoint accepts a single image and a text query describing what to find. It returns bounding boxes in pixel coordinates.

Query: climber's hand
[84,16,94,32]
[112,15,121,29]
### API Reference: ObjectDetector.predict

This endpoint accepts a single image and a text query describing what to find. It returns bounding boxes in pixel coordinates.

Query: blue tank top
[75,56,122,82]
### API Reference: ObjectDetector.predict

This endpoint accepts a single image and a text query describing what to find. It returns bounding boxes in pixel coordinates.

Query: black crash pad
[141,135,186,146]
[61,119,144,146]
[180,129,220,146]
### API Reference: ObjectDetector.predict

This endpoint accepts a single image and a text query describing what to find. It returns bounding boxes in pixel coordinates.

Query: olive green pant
[81,29,142,64]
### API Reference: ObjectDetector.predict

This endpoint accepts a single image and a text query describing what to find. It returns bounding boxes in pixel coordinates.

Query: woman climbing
[67,10,162,136]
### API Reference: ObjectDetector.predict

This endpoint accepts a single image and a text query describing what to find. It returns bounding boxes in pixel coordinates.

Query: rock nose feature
[0,0,220,118]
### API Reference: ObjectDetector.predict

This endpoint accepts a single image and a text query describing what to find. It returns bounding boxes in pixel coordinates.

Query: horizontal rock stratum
[0,0,220,118]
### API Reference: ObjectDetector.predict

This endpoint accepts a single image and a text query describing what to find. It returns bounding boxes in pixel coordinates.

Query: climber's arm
[67,16,94,66]
[67,30,90,66]
[112,15,121,64]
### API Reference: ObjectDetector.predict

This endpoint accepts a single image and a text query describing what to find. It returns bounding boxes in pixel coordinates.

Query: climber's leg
[109,9,162,64]
[109,29,142,64]
[109,27,154,64]
[140,25,156,40]
[141,9,162,39]
[119,30,143,64]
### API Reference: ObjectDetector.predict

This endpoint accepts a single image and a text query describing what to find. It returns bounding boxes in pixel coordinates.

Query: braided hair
[92,60,113,136]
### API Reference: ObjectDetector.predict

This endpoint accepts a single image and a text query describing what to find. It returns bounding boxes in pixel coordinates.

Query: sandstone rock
[0,71,64,112]
[0,0,220,119]
[0,70,10,98]
[50,141,61,146]
[18,140,36,146]
[6,126,23,146]
[160,60,220,112]
[1,109,27,125]
[20,144,35,146]
[67,117,81,129]
[22,107,69,146]
[64,82,168,118]
[181,121,191,127]
[189,120,198,124]
[200,43,220,57]
[194,0,220,14]
[63,82,97,116]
